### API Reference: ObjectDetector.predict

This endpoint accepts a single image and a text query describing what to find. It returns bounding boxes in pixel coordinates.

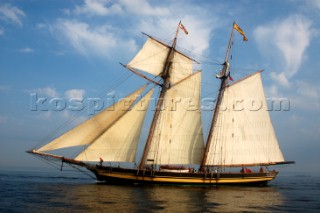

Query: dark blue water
[1,169,320,212]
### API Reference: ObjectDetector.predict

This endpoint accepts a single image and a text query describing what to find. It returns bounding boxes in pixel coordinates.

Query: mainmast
[200,23,235,172]
[138,21,182,170]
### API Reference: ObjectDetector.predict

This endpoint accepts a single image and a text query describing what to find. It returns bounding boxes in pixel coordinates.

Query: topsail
[128,37,194,84]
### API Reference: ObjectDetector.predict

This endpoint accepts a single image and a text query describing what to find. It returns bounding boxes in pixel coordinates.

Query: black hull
[26,151,280,186]
[88,166,278,186]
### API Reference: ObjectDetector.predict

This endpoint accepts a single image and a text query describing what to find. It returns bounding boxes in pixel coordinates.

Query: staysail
[37,85,147,152]
[147,72,204,165]
[75,89,154,162]
[205,72,285,166]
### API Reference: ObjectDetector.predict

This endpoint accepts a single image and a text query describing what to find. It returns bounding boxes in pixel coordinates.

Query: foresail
[37,85,147,152]
[75,89,154,162]
[205,72,285,166]
[147,72,204,165]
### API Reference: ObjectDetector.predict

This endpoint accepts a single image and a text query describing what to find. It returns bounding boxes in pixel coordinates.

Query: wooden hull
[26,151,280,186]
[89,166,278,186]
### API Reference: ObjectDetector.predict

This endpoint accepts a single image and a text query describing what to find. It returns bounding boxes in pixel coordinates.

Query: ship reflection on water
[136,185,283,212]
[37,183,283,212]
[3,170,319,212]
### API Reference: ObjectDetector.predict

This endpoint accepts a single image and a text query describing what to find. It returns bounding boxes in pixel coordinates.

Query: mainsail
[37,85,147,152]
[75,89,154,162]
[205,72,285,166]
[147,72,204,165]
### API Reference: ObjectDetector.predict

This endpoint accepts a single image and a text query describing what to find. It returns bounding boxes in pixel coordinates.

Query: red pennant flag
[229,75,234,81]
[179,22,188,35]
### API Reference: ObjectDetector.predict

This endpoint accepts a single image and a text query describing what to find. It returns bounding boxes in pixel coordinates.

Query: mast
[200,23,235,171]
[138,21,182,170]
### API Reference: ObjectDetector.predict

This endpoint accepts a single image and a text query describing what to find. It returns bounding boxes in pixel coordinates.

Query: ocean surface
[0,168,320,212]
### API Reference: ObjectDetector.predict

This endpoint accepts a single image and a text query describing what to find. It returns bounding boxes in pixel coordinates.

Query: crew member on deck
[99,157,103,166]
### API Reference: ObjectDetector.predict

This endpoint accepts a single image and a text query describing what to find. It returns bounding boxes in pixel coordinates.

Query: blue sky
[0,0,319,173]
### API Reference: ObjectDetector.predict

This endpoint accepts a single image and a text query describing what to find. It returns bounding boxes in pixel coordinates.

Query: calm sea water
[0,169,320,212]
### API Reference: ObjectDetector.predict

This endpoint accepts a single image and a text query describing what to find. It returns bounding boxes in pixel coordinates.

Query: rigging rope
[31,151,96,179]
[67,163,96,179]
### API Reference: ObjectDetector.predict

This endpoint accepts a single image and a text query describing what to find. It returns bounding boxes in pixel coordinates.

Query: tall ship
[27,21,294,185]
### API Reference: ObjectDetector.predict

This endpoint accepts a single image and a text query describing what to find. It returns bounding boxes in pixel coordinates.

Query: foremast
[123,21,203,169]
[138,21,182,170]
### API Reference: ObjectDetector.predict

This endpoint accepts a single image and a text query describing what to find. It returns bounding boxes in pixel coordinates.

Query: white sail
[170,51,193,84]
[128,37,193,84]
[37,85,147,152]
[205,72,285,166]
[147,72,204,165]
[128,37,169,76]
[75,89,154,162]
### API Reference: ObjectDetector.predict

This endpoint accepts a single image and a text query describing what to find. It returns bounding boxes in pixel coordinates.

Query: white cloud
[291,80,320,111]
[107,90,116,97]
[65,89,86,100]
[138,16,216,58]
[119,0,169,16]
[306,0,320,10]
[33,111,74,121]
[72,0,168,17]
[74,0,122,16]
[134,3,219,59]
[267,80,320,112]
[55,1,218,60]
[36,23,47,29]
[0,85,11,92]
[54,19,137,58]
[0,3,26,27]
[19,47,34,53]
[266,84,281,98]
[296,81,320,99]
[254,15,312,87]
[55,20,114,56]
[35,111,53,120]
[0,115,24,126]
[270,72,290,87]
[31,87,59,98]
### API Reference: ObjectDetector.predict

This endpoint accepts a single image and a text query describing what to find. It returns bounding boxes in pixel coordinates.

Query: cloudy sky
[0,0,319,173]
